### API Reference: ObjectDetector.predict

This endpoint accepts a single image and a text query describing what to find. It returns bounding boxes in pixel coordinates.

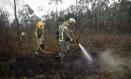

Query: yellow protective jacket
[35,20,45,38]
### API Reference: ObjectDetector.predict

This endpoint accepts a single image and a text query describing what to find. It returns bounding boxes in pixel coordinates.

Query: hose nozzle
[76,39,79,44]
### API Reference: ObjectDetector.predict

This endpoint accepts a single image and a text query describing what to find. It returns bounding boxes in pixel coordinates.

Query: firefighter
[56,18,76,62]
[34,20,45,54]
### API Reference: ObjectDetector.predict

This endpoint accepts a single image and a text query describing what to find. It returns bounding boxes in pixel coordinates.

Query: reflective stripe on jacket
[58,21,72,42]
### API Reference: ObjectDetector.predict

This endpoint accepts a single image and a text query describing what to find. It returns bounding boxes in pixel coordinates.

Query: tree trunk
[14,0,21,55]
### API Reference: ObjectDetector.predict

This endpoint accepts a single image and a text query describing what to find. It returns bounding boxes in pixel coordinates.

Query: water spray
[79,44,92,61]
[75,40,92,62]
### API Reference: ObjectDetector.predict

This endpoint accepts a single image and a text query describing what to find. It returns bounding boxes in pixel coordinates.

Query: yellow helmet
[36,20,45,29]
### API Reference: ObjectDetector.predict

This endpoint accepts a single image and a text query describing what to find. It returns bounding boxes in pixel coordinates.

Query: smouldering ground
[0,34,131,79]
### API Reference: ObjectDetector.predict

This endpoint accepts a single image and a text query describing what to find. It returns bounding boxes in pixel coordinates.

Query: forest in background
[0,0,131,79]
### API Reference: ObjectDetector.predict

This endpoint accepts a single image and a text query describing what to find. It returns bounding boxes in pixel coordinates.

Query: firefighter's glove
[75,39,79,44]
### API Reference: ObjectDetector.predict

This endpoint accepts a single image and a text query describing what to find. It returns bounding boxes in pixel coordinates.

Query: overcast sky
[1,0,76,20]
[23,0,76,17]
[24,0,118,17]
[0,0,120,21]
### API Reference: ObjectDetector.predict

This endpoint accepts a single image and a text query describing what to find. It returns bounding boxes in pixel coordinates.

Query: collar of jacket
[63,21,70,27]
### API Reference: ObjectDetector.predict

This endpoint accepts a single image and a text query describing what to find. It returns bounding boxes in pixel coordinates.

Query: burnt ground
[0,50,131,79]
[0,34,131,79]
[0,50,104,79]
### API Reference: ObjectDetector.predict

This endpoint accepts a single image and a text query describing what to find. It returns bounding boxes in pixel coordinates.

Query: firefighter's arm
[34,27,38,37]
[69,30,79,43]
[64,28,73,42]
[70,30,79,43]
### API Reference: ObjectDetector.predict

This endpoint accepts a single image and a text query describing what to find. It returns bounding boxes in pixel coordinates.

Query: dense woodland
[0,0,131,79]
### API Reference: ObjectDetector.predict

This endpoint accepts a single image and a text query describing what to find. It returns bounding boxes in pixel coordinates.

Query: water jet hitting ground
[79,44,92,62]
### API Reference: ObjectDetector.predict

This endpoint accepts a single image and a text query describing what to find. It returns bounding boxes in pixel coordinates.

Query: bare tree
[14,0,21,55]
[49,0,63,20]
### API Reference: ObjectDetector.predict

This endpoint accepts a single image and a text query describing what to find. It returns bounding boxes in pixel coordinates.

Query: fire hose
[35,34,53,54]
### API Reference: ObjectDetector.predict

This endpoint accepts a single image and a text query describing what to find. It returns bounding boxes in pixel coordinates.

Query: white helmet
[68,18,75,24]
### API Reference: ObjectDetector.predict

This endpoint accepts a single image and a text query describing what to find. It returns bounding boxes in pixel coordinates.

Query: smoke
[99,49,122,68]
[62,47,130,78]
